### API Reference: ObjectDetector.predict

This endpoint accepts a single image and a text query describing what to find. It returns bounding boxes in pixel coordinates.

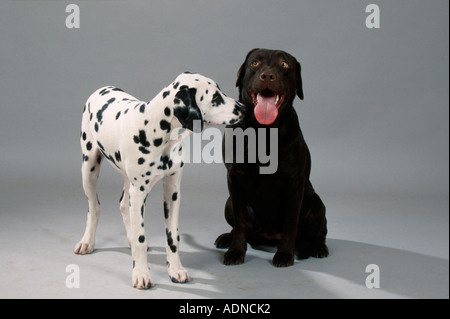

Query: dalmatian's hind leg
[75,128,104,255]
[119,176,132,245]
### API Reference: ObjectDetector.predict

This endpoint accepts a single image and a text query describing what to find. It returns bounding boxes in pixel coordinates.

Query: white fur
[74,73,244,289]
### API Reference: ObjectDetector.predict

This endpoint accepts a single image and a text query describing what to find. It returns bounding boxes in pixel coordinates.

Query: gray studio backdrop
[0,0,448,298]
[1,0,448,198]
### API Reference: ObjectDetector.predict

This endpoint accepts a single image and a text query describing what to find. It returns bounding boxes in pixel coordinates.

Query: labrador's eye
[280,61,289,69]
[251,60,260,68]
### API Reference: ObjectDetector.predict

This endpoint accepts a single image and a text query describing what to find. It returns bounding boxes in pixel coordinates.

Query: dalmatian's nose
[236,101,246,114]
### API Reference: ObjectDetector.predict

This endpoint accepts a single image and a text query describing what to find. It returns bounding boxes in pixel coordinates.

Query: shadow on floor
[93,234,449,298]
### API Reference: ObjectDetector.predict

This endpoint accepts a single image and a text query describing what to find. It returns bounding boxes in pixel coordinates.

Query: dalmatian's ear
[173,86,203,132]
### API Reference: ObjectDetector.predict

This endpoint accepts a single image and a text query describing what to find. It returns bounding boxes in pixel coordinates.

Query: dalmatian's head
[172,72,245,132]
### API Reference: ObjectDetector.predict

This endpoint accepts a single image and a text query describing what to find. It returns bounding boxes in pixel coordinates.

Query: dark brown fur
[215,49,329,267]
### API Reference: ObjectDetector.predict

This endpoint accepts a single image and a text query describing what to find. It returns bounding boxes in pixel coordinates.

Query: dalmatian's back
[82,86,172,175]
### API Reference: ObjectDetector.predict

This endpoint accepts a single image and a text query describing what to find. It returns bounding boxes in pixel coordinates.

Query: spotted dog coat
[75,73,245,289]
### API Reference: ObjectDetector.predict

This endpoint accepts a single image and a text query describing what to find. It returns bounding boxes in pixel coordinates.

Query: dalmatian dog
[74,72,245,289]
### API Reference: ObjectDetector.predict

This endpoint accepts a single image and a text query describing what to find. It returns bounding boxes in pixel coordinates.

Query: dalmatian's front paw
[132,267,153,289]
[168,264,190,283]
[74,241,94,255]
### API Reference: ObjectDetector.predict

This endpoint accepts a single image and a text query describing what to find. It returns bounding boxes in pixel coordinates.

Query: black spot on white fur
[158,155,173,170]
[96,97,116,124]
[166,229,177,253]
[160,120,171,132]
[164,201,169,219]
[211,91,225,107]
[153,138,163,147]
[164,107,171,116]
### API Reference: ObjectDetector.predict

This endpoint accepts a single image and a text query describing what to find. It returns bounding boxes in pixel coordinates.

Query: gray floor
[0,0,448,299]
[0,162,448,299]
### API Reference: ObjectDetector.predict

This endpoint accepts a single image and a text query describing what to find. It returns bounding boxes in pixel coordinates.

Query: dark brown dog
[215,48,329,267]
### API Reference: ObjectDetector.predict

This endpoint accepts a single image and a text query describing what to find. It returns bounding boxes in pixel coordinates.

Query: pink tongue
[254,95,278,125]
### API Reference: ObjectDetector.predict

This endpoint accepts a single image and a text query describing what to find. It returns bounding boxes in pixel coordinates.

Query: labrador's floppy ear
[295,60,304,100]
[236,48,260,88]
[173,86,203,132]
